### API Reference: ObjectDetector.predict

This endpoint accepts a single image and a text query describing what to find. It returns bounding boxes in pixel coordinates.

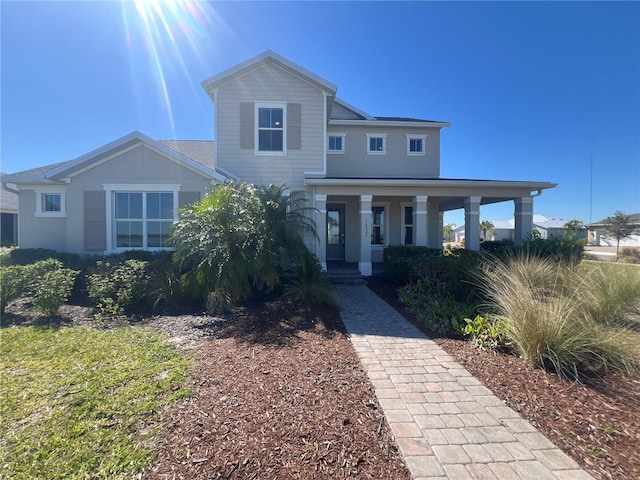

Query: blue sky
[2,1,639,226]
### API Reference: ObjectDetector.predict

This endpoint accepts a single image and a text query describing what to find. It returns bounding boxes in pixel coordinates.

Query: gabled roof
[4,133,226,185]
[330,98,374,121]
[201,50,338,98]
[0,174,19,212]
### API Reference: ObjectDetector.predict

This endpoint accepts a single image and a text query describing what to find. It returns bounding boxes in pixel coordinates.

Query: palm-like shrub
[284,253,338,307]
[480,254,639,378]
[171,182,317,311]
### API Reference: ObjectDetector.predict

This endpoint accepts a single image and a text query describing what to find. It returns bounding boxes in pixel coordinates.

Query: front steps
[327,268,367,285]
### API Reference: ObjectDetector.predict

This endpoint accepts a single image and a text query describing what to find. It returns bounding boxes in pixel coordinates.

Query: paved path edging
[335,285,594,480]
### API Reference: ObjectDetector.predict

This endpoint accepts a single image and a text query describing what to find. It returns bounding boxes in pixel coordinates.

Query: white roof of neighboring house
[456,216,572,231]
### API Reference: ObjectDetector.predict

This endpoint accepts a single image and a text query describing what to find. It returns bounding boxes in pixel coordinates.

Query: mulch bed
[145,301,411,479]
[367,277,640,480]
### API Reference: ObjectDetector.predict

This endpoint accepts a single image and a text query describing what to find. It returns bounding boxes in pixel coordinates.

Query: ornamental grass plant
[480,254,640,379]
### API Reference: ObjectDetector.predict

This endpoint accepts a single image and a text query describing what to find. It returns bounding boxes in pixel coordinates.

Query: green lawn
[0,326,191,479]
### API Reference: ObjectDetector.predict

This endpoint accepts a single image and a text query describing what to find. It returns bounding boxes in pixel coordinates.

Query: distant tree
[563,219,584,239]
[443,224,454,242]
[602,211,639,260]
[479,220,495,241]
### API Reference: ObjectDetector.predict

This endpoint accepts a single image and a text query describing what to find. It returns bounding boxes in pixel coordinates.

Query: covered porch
[306,177,556,276]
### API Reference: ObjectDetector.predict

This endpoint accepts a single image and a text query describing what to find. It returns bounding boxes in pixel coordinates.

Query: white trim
[366,133,388,155]
[305,177,557,189]
[327,132,347,154]
[322,92,328,175]
[255,101,287,156]
[34,187,66,218]
[331,119,451,128]
[405,134,427,156]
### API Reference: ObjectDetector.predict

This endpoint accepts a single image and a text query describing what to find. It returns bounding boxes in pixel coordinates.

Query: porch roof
[305,176,557,212]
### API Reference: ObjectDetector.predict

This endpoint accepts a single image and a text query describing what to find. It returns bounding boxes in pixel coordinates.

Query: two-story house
[3,51,556,275]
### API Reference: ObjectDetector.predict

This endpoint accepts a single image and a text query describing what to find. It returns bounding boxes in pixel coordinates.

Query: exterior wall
[326,125,441,178]
[17,189,67,251]
[589,228,640,247]
[63,145,212,255]
[215,63,326,188]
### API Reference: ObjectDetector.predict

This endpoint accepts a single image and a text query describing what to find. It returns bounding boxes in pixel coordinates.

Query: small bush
[33,268,79,316]
[87,260,150,318]
[454,314,508,351]
[0,265,27,313]
[148,261,187,310]
[399,280,477,335]
[284,253,338,307]
[7,248,59,266]
[383,246,443,284]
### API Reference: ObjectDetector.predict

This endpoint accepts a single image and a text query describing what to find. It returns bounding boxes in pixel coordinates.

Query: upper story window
[406,135,427,156]
[366,133,388,155]
[328,133,346,154]
[256,103,286,155]
[35,189,66,217]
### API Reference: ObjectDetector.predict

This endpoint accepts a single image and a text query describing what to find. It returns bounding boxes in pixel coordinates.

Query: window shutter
[179,191,201,209]
[240,102,254,149]
[287,103,301,149]
[84,191,106,251]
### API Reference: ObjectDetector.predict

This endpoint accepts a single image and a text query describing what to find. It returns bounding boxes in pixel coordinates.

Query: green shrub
[383,245,443,284]
[87,260,150,317]
[148,261,188,310]
[398,280,478,335]
[522,237,584,264]
[453,314,508,351]
[284,253,338,307]
[480,240,515,254]
[480,255,639,379]
[0,265,27,313]
[33,268,79,316]
[7,248,59,265]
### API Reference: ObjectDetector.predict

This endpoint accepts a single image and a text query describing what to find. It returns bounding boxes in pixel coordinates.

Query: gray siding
[326,125,441,178]
[215,63,326,187]
[18,190,67,251]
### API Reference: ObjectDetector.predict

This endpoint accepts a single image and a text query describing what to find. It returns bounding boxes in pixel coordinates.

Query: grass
[480,254,640,379]
[0,326,191,479]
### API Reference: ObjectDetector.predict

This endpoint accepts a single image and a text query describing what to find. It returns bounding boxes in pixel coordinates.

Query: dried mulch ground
[368,277,640,480]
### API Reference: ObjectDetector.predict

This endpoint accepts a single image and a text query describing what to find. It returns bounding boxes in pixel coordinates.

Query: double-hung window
[328,133,346,154]
[105,185,179,251]
[366,133,388,155]
[256,103,286,154]
[406,134,427,156]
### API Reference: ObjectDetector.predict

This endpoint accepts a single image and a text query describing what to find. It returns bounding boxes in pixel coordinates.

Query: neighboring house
[3,51,557,275]
[588,213,640,247]
[0,174,19,245]
[454,215,584,243]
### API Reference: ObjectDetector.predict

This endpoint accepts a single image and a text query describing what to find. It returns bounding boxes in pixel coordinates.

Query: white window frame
[405,134,427,156]
[401,202,414,245]
[255,102,287,156]
[34,187,66,218]
[371,202,390,248]
[327,133,347,154]
[366,133,388,155]
[103,184,180,253]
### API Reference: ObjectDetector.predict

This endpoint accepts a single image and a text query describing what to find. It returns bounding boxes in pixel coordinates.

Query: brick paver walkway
[335,285,593,480]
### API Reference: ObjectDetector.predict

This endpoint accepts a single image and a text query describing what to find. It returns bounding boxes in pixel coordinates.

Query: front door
[326,203,345,260]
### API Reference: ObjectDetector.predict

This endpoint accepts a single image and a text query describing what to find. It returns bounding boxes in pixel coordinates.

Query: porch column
[359,195,373,276]
[413,195,428,246]
[514,196,534,245]
[314,194,327,271]
[464,196,481,251]
[427,199,442,249]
